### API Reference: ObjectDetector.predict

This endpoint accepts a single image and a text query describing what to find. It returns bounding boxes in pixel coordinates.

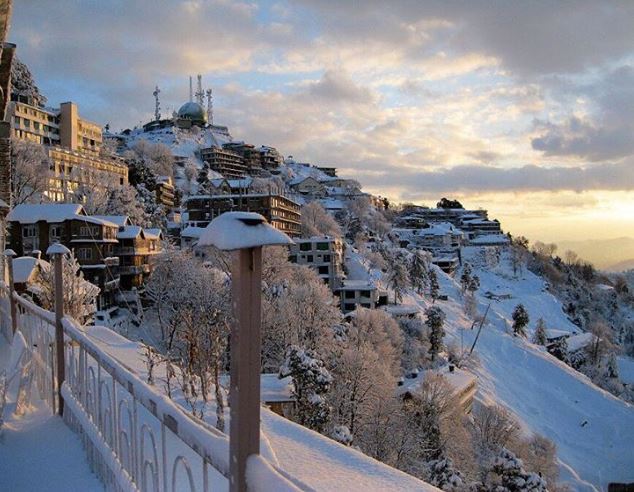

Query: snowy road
[0,336,103,492]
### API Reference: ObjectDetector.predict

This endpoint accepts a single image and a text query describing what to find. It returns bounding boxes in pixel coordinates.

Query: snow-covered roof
[469,234,509,245]
[181,226,206,239]
[567,332,594,352]
[227,177,253,189]
[8,204,84,223]
[398,366,476,399]
[339,279,376,291]
[318,198,344,210]
[198,212,294,251]
[144,228,162,239]
[382,304,419,317]
[117,225,143,239]
[94,215,131,227]
[12,256,50,284]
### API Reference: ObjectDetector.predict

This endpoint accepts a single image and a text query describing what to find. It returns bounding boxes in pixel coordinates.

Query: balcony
[119,264,151,275]
[115,247,158,255]
[103,278,120,292]
[104,256,120,267]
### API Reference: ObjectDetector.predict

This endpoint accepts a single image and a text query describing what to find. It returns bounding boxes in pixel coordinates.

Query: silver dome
[177,101,207,123]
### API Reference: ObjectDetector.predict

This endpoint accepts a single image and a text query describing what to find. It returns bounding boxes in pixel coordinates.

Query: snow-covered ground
[391,247,634,490]
[0,336,102,492]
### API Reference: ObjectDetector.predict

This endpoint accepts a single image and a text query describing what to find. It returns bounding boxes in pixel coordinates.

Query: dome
[177,101,207,123]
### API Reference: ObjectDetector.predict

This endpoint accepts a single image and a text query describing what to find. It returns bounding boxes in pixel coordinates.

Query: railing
[0,288,301,492]
[119,265,151,275]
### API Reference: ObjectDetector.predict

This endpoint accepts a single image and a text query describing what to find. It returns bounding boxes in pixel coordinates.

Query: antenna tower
[189,76,193,102]
[206,88,213,125]
[153,85,161,121]
[195,74,204,106]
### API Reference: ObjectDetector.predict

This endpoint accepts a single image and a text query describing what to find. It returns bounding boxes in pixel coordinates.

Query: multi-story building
[8,98,128,202]
[155,175,176,208]
[200,145,247,179]
[336,279,383,313]
[7,204,121,310]
[222,142,262,175]
[289,236,344,289]
[184,193,301,237]
[258,145,282,170]
[111,220,161,290]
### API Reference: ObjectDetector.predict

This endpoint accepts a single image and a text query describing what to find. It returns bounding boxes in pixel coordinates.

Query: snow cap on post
[46,243,71,256]
[198,211,293,251]
[3,249,16,257]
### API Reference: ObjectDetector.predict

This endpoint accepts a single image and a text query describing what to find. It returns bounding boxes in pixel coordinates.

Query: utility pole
[47,243,70,416]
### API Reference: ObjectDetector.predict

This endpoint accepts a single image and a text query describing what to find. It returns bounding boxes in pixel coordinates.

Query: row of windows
[298,242,331,251]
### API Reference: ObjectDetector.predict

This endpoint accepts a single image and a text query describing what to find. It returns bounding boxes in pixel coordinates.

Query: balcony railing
[119,264,150,275]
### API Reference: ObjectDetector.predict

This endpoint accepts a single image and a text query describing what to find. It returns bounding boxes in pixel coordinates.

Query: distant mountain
[556,237,634,271]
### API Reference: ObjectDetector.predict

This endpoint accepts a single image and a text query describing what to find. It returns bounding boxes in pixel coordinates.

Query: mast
[189,76,193,102]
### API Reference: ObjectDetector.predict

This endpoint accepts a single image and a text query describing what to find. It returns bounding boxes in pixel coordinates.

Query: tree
[11,139,51,205]
[429,268,440,303]
[468,274,480,293]
[532,318,547,346]
[388,255,409,304]
[489,447,547,491]
[36,252,100,325]
[511,304,529,337]
[426,306,446,362]
[460,263,472,294]
[547,337,569,363]
[409,250,430,295]
[197,162,212,193]
[436,198,463,209]
[79,183,149,226]
[587,320,614,366]
[279,345,332,432]
[300,201,342,238]
[426,458,464,492]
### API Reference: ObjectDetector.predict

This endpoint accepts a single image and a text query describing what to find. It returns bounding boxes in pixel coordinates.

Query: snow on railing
[0,282,11,341]
[3,289,302,492]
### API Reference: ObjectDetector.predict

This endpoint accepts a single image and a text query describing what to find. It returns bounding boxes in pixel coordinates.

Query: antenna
[153,85,161,121]
[196,74,204,106]
[189,76,193,102]
[206,88,213,125]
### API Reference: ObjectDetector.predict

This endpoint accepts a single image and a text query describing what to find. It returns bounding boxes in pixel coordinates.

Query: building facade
[289,236,344,289]
[184,193,301,237]
[8,98,128,202]
[200,146,247,179]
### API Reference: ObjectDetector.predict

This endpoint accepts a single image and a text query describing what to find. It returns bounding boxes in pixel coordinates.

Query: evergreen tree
[388,257,409,304]
[607,352,619,379]
[533,318,548,346]
[460,263,472,294]
[511,304,529,337]
[410,251,429,295]
[197,162,211,192]
[490,447,547,491]
[426,306,446,362]
[547,337,569,363]
[427,458,464,492]
[468,274,480,293]
[280,346,333,432]
[429,268,440,303]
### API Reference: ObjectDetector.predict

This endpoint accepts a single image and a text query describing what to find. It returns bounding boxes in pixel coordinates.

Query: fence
[0,282,301,492]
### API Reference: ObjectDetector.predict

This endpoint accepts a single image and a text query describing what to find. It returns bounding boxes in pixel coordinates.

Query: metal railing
[0,285,301,492]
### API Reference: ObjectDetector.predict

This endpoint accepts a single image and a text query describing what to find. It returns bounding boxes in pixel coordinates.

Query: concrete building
[8,98,128,202]
[289,236,344,289]
[336,279,381,313]
[184,193,301,237]
[200,145,247,179]
[155,175,176,208]
[7,204,121,309]
[258,145,282,169]
[222,142,262,175]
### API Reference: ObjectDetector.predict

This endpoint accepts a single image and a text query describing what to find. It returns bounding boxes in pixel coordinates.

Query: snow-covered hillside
[389,247,634,490]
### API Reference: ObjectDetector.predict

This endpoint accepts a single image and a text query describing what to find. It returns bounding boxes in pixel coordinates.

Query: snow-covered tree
[300,201,342,238]
[532,318,547,346]
[11,57,47,106]
[410,250,430,295]
[547,336,569,363]
[387,255,409,304]
[426,458,464,491]
[280,345,332,432]
[36,252,99,325]
[196,161,212,193]
[79,183,149,226]
[10,139,51,205]
[460,263,473,294]
[489,447,547,491]
[607,352,619,379]
[468,275,480,293]
[426,306,446,362]
[429,268,440,303]
[511,304,529,337]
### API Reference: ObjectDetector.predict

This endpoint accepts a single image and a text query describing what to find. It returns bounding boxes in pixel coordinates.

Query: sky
[9,1,634,243]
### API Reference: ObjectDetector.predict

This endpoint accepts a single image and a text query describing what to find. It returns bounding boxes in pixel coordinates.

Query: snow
[198,212,294,251]
[7,203,83,223]
[469,234,510,245]
[46,243,71,255]
[93,215,130,227]
[11,256,49,284]
[617,356,634,385]
[116,225,143,239]
[0,334,102,492]
[260,374,294,403]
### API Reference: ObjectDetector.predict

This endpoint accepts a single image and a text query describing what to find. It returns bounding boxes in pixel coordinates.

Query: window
[318,266,329,275]
[22,225,38,238]
[49,224,63,241]
[360,290,372,298]
[316,242,329,251]
[24,119,30,128]
[76,248,93,260]
[288,255,297,263]
[323,254,331,262]
[344,290,355,299]
[80,225,99,237]
[34,121,40,130]
[344,303,355,311]
[299,242,311,251]
[306,255,313,263]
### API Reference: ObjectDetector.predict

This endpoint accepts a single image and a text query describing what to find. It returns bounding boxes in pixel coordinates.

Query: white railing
[2,289,302,492]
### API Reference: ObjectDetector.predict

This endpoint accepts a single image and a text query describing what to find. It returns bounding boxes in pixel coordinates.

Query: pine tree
[460,263,472,294]
[548,337,569,363]
[533,318,547,346]
[388,257,409,304]
[468,274,480,293]
[607,352,619,379]
[429,268,440,303]
[427,458,464,492]
[426,306,446,362]
[511,304,529,337]
[197,162,211,192]
[279,346,333,432]
[490,447,547,491]
[410,251,429,295]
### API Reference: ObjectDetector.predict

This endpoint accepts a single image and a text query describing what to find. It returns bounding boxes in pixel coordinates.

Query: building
[174,101,207,129]
[289,236,344,289]
[392,222,463,251]
[258,145,282,170]
[184,193,301,237]
[200,145,247,179]
[115,224,161,290]
[7,204,121,310]
[289,176,326,197]
[155,175,176,208]
[222,142,261,175]
[11,253,49,296]
[315,166,337,177]
[8,98,128,201]
[336,279,381,313]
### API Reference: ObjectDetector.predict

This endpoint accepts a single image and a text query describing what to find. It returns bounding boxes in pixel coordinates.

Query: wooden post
[46,244,69,417]
[4,249,17,335]
[229,246,262,492]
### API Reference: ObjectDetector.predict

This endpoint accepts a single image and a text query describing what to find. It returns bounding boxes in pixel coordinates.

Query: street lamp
[198,212,293,492]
